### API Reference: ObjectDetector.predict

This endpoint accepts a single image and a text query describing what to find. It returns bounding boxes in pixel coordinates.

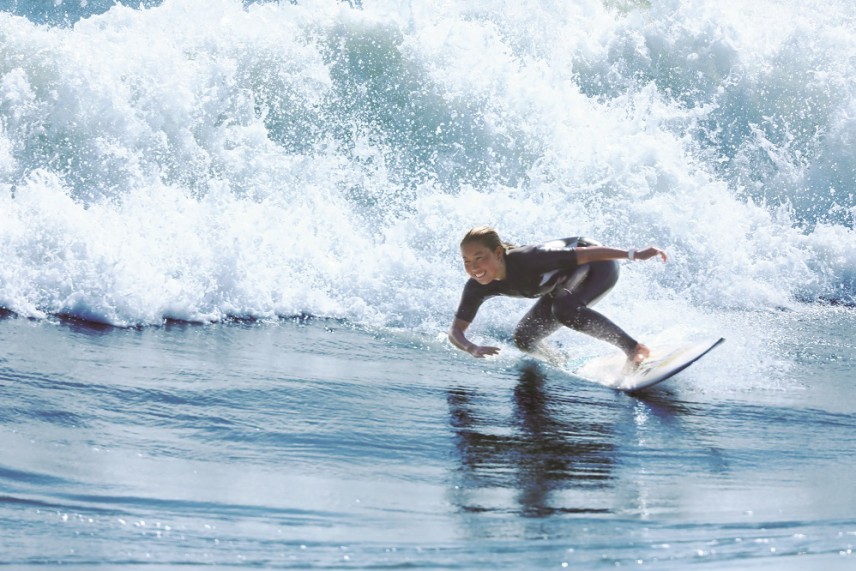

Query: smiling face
[461,242,506,284]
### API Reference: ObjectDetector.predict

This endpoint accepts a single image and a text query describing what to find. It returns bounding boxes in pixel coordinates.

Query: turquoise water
[1,0,855,568]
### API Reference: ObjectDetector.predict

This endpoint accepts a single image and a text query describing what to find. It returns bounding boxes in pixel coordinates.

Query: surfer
[448,226,667,367]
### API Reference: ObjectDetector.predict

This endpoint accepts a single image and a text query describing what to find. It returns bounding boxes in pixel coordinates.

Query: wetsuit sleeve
[540,247,578,271]
[516,246,579,274]
[454,280,487,323]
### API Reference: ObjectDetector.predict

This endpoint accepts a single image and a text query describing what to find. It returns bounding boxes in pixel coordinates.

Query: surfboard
[575,338,725,393]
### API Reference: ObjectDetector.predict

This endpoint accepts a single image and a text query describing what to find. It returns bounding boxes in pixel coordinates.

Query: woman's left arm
[575,246,668,265]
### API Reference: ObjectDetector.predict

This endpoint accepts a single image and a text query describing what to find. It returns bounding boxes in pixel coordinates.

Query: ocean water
[1,0,855,569]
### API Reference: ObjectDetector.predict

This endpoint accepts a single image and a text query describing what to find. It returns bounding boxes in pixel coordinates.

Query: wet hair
[460,226,514,252]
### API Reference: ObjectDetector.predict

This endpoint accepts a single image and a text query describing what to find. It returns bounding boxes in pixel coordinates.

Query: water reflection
[447,363,617,517]
[630,388,699,418]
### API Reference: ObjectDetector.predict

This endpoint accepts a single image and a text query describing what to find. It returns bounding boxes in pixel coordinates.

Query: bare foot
[623,343,651,372]
[530,343,567,367]
[630,343,651,364]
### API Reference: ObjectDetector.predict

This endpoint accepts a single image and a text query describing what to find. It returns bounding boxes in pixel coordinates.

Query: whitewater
[1,0,853,327]
[1,1,855,569]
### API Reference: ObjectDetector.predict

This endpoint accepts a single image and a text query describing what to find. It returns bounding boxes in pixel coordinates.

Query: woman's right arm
[448,318,501,358]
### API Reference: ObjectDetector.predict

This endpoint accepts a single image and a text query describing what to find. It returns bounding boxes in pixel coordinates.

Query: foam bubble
[0,0,853,333]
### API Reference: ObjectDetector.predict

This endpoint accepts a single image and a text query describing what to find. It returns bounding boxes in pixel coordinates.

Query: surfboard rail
[575,338,725,392]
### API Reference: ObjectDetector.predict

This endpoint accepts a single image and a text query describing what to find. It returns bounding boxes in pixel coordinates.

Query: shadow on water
[0,308,117,339]
[0,305,337,335]
[447,363,618,518]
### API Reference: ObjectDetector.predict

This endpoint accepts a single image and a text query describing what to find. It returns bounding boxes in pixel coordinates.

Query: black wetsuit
[455,237,638,356]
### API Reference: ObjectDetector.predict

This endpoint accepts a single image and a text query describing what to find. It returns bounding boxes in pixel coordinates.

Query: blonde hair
[460,226,514,251]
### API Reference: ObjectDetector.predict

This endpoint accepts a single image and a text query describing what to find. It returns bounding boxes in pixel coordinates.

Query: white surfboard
[575,338,725,392]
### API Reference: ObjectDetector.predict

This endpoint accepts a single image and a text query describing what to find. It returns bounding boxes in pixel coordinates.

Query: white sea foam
[0,0,853,338]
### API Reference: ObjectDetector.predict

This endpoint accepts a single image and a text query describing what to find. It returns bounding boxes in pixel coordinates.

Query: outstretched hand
[634,246,668,262]
[469,345,501,358]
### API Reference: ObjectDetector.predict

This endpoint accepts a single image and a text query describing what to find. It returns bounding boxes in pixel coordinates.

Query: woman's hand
[632,246,668,262]
[468,344,501,358]
[449,318,500,358]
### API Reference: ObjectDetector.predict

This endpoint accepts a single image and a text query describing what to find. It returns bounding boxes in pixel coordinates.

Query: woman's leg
[550,261,640,357]
[512,295,563,362]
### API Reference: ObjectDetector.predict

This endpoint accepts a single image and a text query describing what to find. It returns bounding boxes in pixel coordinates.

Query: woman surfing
[448,226,667,367]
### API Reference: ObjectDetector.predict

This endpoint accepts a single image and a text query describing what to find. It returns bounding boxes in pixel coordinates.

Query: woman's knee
[551,300,585,328]
[513,328,540,352]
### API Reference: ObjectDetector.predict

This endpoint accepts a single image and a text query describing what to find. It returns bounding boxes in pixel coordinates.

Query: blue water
[2,310,855,569]
[1,0,855,569]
